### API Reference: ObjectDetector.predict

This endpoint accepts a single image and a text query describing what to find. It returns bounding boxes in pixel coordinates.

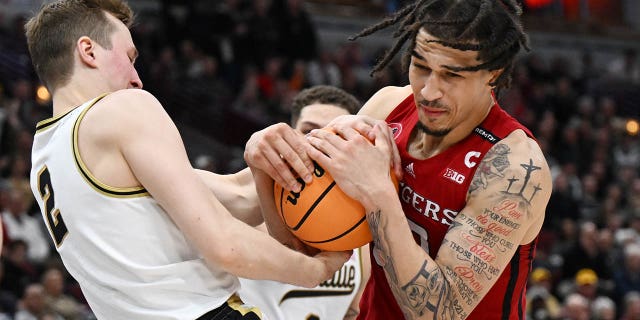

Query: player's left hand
[244,123,315,193]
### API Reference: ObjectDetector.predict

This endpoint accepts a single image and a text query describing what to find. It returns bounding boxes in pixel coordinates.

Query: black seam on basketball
[279,186,289,226]
[304,215,367,244]
[290,182,336,231]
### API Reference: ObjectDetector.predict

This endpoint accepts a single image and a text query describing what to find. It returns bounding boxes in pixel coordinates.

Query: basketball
[274,160,398,251]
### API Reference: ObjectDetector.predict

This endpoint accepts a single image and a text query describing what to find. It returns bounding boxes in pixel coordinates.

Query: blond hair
[25,0,134,91]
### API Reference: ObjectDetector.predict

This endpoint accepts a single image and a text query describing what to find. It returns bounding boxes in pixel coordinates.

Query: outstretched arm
[102,90,349,288]
[195,168,262,226]
[307,126,551,319]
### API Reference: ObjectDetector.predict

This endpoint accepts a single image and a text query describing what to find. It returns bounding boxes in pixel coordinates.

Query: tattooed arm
[307,127,551,319]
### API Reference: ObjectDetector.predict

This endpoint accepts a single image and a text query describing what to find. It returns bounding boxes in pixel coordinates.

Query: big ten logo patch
[443,168,465,184]
[285,161,325,205]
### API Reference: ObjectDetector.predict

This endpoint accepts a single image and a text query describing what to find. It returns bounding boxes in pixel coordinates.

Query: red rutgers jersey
[358,94,537,320]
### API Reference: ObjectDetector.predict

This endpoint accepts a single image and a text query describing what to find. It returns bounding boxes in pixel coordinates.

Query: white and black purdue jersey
[238,247,365,320]
[30,94,238,320]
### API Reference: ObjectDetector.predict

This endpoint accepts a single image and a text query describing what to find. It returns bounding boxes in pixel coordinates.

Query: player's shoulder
[87,89,164,124]
[360,85,412,120]
[98,89,162,113]
[501,130,546,163]
[81,89,168,141]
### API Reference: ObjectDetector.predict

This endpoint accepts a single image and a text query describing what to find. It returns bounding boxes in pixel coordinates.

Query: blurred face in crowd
[43,269,65,297]
[23,284,46,313]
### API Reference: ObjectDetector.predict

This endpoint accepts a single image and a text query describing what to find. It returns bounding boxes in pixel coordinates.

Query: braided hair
[350,0,529,90]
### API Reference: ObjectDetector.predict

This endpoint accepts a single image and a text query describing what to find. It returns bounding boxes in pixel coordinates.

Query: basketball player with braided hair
[245,0,552,319]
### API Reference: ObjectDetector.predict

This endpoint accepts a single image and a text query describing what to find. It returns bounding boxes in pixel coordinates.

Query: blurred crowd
[1,0,640,319]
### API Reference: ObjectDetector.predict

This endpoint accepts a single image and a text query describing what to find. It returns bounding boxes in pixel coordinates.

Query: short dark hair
[351,0,529,90]
[290,85,361,126]
[25,0,134,91]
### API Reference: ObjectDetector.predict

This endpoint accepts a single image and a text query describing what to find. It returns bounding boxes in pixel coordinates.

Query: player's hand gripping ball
[274,136,399,251]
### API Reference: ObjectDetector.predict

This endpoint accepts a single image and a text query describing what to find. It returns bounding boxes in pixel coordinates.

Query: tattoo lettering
[444,266,479,306]
[454,266,484,293]
[447,237,498,280]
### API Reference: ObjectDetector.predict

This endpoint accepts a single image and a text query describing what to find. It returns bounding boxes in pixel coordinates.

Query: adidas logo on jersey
[405,162,416,178]
[443,168,465,184]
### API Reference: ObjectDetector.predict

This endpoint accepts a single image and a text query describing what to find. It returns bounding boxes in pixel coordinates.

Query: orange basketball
[274,161,398,251]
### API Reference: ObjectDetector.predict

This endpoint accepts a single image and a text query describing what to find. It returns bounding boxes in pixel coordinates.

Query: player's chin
[416,121,451,137]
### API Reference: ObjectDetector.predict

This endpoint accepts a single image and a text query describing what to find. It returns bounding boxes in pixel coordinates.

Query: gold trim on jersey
[35,107,78,133]
[72,93,149,198]
[227,294,263,318]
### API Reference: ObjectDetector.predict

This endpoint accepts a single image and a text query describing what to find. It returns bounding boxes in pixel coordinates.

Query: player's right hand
[305,250,351,288]
[325,115,402,181]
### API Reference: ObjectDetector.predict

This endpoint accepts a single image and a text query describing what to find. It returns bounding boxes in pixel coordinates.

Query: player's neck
[52,78,107,117]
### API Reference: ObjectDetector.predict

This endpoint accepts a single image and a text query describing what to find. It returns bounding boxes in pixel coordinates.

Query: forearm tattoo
[368,209,399,284]
[401,261,465,319]
[367,210,466,319]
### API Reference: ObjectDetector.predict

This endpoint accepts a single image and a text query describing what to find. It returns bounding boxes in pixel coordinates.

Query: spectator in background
[246,0,280,66]
[1,189,49,264]
[41,268,84,320]
[607,48,640,84]
[620,291,640,320]
[274,0,318,62]
[307,50,342,87]
[613,243,640,301]
[546,172,580,232]
[572,268,608,305]
[1,239,37,299]
[561,222,611,281]
[14,284,62,320]
[591,296,616,320]
[527,267,562,320]
[613,135,640,172]
[561,293,590,320]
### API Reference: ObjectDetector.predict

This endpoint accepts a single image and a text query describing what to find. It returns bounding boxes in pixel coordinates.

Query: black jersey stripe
[502,246,521,320]
[35,108,77,132]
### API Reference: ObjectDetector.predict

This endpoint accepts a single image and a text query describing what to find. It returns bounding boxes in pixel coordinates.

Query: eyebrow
[298,121,322,128]
[412,49,470,74]
[411,50,426,62]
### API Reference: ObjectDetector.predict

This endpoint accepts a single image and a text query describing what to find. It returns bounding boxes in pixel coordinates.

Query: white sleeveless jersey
[29,94,238,320]
[238,247,364,320]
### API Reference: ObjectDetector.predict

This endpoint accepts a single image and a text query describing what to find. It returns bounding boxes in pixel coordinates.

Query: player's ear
[488,69,503,87]
[77,36,98,68]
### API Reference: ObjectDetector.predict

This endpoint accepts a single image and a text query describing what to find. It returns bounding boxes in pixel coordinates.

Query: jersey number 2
[37,166,69,247]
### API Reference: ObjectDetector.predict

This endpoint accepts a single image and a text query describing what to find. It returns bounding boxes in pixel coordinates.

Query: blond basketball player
[237,86,370,320]
[26,1,348,319]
